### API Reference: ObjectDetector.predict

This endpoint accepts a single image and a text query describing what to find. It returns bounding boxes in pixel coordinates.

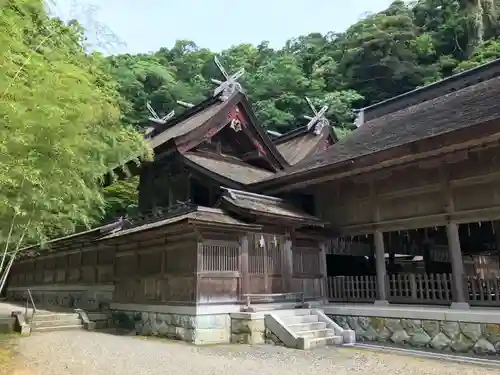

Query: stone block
[450,334,474,352]
[195,314,230,330]
[430,332,451,350]
[409,329,431,347]
[473,338,496,354]
[482,323,500,344]
[459,322,482,342]
[422,320,440,337]
[231,319,265,334]
[192,328,230,345]
[390,329,410,344]
[441,321,460,340]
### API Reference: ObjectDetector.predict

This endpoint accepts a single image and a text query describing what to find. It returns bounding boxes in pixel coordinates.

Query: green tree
[0,0,150,290]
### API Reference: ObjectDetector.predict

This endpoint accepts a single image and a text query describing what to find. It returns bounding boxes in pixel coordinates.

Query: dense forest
[100,0,500,221]
[106,0,500,136]
[0,0,500,274]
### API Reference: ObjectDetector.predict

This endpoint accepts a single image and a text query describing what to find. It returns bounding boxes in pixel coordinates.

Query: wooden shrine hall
[7,60,338,311]
[9,57,500,352]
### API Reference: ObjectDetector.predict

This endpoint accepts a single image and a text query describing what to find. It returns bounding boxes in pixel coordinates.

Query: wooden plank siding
[314,145,500,235]
[9,224,327,306]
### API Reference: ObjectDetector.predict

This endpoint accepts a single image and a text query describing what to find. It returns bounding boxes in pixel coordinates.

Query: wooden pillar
[262,235,269,293]
[319,241,328,301]
[282,232,293,293]
[446,223,469,309]
[240,234,250,298]
[493,221,500,273]
[374,230,389,305]
[441,166,469,309]
[371,181,388,305]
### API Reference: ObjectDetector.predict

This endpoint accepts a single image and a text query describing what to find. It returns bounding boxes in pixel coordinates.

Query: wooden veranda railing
[328,273,500,306]
[327,275,377,302]
[467,276,500,305]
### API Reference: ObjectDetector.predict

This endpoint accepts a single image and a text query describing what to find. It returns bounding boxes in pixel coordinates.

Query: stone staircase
[28,311,84,333]
[265,309,355,350]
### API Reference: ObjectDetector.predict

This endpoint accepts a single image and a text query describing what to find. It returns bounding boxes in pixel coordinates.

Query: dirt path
[11,330,500,375]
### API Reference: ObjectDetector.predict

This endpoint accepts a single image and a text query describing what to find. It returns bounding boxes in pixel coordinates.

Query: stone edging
[324,305,500,324]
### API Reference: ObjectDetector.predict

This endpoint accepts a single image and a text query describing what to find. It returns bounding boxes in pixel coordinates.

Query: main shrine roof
[253,74,500,189]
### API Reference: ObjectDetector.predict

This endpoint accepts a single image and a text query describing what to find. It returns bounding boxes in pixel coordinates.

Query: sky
[51,0,395,54]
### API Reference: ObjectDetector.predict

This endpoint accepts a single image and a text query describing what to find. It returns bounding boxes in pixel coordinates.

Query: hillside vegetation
[1,0,500,255]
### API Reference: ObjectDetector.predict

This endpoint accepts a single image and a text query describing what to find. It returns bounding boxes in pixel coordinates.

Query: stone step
[281,314,318,325]
[298,328,336,339]
[33,324,83,333]
[288,321,327,333]
[33,318,81,329]
[272,309,311,318]
[302,335,343,350]
[30,313,80,321]
[87,312,109,321]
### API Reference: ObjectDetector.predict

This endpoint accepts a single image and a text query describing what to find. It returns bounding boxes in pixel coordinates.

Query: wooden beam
[265,131,500,193]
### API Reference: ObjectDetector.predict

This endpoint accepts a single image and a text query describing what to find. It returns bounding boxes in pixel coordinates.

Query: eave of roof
[217,188,326,227]
[18,219,125,256]
[182,152,275,186]
[251,75,500,191]
[99,207,261,241]
[361,57,500,121]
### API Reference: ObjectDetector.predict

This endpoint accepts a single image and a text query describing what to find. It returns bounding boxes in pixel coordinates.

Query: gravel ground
[13,331,500,375]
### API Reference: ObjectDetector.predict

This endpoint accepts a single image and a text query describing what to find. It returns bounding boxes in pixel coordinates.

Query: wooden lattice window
[200,240,239,272]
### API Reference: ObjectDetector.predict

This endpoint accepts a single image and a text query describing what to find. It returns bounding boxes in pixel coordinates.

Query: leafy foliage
[99,0,500,222]
[0,0,150,257]
[4,0,500,244]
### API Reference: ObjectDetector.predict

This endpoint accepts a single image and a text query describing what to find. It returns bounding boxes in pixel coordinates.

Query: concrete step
[288,321,327,332]
[33,318,81,329]
[281,314,318,325]
[302,335,343,350]
[30,313,79,321]
[272,309,312,318]
[33,324,83,332]
[87,312,109,321]
[298,328,336,339]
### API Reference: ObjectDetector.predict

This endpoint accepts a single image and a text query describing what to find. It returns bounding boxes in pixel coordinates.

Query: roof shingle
[285,75,500,176]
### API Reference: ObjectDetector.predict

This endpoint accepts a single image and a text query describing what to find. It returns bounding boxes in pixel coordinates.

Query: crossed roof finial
[211,56,245,100]
[303,97,329,135]
[144,101,175,137]
[146,101,175,124]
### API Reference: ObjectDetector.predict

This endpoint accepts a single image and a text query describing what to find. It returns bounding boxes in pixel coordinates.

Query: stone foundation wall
[329,314,500,355]
[230,313,284,346]
[111,310,231,345]
[7,287,113,311]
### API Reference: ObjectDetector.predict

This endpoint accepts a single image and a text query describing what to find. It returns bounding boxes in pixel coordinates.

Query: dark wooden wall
[113,230,198,304]
[10,225,326,304]
[10,241,114,288]
[313,145,500,235]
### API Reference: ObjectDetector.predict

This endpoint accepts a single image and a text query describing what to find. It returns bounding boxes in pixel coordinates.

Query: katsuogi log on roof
[274,125,334,165]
